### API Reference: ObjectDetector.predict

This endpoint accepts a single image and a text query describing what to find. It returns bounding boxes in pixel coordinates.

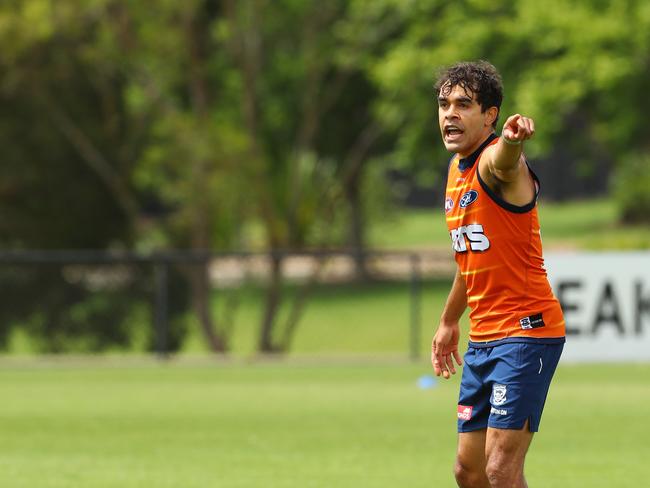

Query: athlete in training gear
[431,61,565,488]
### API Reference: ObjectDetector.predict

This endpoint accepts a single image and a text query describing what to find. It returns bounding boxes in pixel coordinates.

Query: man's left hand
[502,114,535,144]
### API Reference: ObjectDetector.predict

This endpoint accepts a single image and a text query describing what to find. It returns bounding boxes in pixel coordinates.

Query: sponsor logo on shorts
[457,405,473,420]
[490,407,508,416]
[459,190,479,208]
[492,384,507,406]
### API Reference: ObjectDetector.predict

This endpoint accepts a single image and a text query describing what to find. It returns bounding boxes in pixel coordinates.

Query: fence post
[154,260,169,358]
[409,253,422,361]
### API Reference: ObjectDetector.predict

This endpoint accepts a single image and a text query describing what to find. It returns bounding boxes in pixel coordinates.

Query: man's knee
[485,451,524,487]
[454,459,487,488]
[484,423,532,487]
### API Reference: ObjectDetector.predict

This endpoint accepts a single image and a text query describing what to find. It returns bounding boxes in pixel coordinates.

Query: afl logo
[459,190,479,208]
[445,197,454,213]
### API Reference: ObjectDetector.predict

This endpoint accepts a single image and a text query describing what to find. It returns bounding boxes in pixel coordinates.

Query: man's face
[437,83,495,157]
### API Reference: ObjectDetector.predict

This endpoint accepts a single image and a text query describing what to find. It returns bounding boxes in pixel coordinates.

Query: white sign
[545,252,650,362]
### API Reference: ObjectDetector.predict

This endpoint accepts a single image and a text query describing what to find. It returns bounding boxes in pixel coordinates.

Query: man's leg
[484,421,533,488]
[455,430,490,488]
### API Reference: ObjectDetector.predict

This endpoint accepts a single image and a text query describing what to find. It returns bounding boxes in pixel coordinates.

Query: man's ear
[485,106,498,127]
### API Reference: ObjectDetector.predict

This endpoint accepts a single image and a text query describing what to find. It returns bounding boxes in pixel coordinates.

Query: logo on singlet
[459,190,479,208]
[445,197,454,213]
[519,313,545,329]
[450,224,490,252]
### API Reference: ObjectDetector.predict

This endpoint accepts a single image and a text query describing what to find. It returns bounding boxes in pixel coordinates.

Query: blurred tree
[613,153,650,224]
[223,0,405,352]
[2,0,650,354]
[0,0,137,246]
[368,0,650,218]
[114,0,252,351]
[0,0,190,351]
[92,0,383,353]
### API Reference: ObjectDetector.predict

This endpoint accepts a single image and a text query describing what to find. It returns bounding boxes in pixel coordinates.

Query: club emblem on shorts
[457,405,473,420]
[459,190,479,208]
[445,197,454,213]
[492,384,507,406]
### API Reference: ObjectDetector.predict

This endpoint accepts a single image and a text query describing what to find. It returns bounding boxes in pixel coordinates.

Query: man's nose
[444,108,459,119]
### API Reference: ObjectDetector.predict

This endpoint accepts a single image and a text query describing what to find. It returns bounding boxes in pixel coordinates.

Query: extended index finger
[505,113,521,130]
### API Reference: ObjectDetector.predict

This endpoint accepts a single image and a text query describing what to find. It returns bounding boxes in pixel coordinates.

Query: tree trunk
[259,253,283,353]
[340,121,383,281]
[344,160,371,281]
[184,5,229,354]
[188,261,227,352]
[278,257,326,351]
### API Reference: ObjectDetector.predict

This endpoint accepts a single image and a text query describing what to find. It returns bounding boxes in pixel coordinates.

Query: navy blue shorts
[457,339,564,433]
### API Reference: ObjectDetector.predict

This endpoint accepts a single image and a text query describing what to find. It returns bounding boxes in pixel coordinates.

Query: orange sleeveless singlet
[444,135,565,342]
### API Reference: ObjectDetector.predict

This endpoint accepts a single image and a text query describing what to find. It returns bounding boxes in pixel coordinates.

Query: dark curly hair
[434,60,503,128]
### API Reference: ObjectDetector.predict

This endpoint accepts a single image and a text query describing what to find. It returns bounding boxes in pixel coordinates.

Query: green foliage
[2,0,649,239]
[369,0,650,164]
[0,1,173,351]
[613,154,650,224]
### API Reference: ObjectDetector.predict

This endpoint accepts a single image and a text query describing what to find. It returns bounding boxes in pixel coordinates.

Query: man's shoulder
[476,139,498,171]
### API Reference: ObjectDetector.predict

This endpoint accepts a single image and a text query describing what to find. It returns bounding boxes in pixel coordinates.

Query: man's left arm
[485,114,535,183]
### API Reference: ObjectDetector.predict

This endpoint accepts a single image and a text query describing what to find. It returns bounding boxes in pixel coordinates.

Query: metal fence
[0,249,454,359]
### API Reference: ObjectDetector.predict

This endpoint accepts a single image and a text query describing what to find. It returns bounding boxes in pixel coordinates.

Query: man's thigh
[458,429,487,467]
[485,421,533,468]
[487,342,563,432]
[457,347,492,432]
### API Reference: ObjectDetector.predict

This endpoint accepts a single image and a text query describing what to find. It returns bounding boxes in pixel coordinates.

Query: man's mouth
[444,125,464,141]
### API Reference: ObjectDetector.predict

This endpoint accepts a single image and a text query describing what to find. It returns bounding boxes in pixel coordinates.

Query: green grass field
[0,359,648,487]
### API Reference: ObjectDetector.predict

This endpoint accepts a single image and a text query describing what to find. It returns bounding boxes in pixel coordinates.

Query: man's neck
[456,132,498,172]
[458,131,495,158]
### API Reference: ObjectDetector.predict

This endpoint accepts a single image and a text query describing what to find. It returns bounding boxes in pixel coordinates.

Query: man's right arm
[431,266,467,378]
